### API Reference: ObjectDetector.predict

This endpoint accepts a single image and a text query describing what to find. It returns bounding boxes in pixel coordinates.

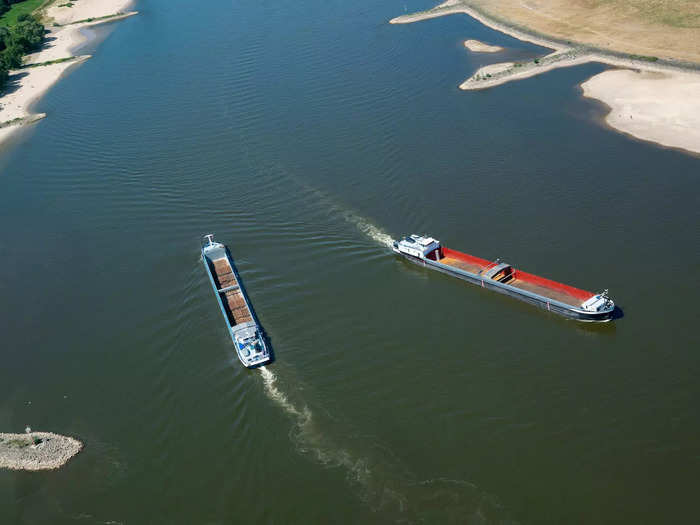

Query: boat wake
[259,366,372,485]
[258,366,514,523]
[277,171,395,249]
[339,209,394,249]
[258,366,309,422]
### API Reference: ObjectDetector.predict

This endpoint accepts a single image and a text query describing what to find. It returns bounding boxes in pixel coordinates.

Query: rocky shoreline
[0,431,83,471]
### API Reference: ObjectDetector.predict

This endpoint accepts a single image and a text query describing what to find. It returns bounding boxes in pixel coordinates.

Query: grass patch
[629,54,659,62]
[0,0,46,28]
[62,12,130,26]
[6,438,31,448]
[22,55,78,68]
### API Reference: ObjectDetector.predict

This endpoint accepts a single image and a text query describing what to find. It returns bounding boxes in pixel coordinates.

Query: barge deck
[211,258,253,326]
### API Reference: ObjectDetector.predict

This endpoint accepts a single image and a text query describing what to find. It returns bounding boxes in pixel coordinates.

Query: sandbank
[0,0,137,147]
[391,0,700,155]
[464,39,502,53]
[582,69,700,155]
[0,431,83,471]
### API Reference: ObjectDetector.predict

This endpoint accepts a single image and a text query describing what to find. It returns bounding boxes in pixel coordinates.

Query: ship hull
[394,250,614,322]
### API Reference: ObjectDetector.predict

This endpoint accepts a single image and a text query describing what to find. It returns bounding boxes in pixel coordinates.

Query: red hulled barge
[393,235,615,322]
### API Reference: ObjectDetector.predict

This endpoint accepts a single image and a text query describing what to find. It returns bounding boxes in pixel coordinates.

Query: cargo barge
[393,235,614,321]
[202,234,271,367]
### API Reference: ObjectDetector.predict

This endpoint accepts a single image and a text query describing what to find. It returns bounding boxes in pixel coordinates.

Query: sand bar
[391,0,700,155]
[0,431,83,471]
[464,39,502,53]
[0,0,137,148]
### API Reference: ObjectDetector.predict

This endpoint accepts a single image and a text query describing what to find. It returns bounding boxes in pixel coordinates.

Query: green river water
[1,0,699,523]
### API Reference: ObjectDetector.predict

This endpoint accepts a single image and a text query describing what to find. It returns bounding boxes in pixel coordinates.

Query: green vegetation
[0,9,45,90]
[7,438,31,448]
[63,12,131,26]
[0,0,45,27]
[21,54,75,67]
[0,116,26,127]
[629,54,659,62]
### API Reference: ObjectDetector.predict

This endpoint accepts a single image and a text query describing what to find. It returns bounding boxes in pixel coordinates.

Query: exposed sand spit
[464,39,502,53]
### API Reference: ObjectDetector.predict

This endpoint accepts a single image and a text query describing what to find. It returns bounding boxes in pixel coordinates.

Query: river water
[1,0,699,523]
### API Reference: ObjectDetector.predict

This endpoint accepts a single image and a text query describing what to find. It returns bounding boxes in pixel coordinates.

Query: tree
[0,13,45,90]
[0,27,10,51]
[2,42,24,68]
[10,17,45,52]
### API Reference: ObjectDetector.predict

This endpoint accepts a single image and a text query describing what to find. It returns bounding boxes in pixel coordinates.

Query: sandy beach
[582,70,700,155]
[0,0,137,147]
[391,0,700,155]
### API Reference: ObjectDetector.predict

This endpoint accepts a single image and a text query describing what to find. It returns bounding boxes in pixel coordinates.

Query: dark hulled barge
[393,235,614,322]
[202,234,272,367]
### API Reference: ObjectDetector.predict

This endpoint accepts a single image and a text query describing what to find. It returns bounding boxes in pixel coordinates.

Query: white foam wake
[257,367,511,521]
[281,173,395,249]
[340,210,395,248]
[258,366,371,485]
[259,366,309,421]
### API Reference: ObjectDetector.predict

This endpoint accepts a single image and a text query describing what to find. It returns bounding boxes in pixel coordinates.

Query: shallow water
[1,0,699,523]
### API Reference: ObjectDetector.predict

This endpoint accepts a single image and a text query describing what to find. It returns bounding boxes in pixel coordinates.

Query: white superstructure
[392,235,441,259]
[581,290,613,312]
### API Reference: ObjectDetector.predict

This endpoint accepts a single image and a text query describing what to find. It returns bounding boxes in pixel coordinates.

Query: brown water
[1,0,699,523]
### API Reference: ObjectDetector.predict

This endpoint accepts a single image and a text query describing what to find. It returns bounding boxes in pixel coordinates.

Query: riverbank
[0,431,83,471]
[390,0,700,155]
[0,0,137,148]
